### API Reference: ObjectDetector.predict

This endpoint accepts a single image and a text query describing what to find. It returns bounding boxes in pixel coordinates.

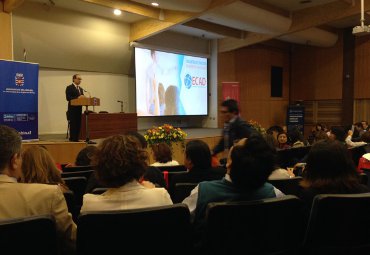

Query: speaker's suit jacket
[0,174,77,253]
[65,84,84,141]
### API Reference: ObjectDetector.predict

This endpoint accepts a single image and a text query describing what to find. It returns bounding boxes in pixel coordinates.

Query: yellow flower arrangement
[144,124,187,147]
[248,120,267,136]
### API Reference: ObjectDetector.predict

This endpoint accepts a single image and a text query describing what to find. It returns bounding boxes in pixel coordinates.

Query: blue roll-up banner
[0,60,39,141]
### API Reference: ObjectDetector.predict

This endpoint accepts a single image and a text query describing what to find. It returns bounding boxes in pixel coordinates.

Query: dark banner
[0,60,39,140]
[287,105,305,133]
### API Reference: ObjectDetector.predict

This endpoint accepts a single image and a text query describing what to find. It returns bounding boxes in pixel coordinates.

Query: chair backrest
[277,146,311,168]
[303,193,370,255]
[172,182,198,203]
[268,176,303,196]
[77,204,192,254]
[63,190,78,222]
[61,169,94,179]
[204,195,304,255]
[156,165,187,172]
[62,176,87,206]
[0,214,57,255]
[62,165,93,172]
[90,187,108,194]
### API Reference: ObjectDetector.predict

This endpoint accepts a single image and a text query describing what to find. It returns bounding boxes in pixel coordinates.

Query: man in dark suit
[66,74,84,142]
[212,99,255,159]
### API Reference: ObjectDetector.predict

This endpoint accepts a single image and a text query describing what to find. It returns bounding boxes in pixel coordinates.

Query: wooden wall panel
[0,4,13,60]
[354,35,370,98]
[218,51,236,127]
[218,45,290,129]
[291,35,343,101]
[354,99,370,122]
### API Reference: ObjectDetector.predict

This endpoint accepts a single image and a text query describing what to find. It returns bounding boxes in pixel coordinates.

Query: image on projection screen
[135,47,208,117]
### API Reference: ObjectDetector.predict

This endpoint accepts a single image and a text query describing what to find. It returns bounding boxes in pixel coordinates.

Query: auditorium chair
[62,176,88,207]
[77,203,193,255]
[62,165,94,172]
[156,165,187,172]
[268,176,303,196]
[303,193,370,255]
[61,169,94,180]
[171,182,198,203]
[0,214,57,255]
[204,195,304,255]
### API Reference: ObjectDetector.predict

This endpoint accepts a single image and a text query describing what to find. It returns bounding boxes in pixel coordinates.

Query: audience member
[288,127,307,147]
[267,125,284,147]
[85,132,166,192]
[328,126,346,144]
[150,142,179,167]
[276,132,291,150]
[299,140,369,209]
[81,134,172,212]
[183,134,283,226]
[169,140,225,199]
[21,146,69,192]
[0,125,76,254]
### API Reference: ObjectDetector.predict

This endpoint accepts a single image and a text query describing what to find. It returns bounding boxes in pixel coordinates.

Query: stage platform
[22,128,223,164]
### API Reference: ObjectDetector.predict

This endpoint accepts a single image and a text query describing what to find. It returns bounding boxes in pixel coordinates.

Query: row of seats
[2,193,370,254]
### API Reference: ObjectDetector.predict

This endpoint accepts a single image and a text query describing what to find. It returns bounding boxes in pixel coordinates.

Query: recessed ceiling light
[113,9,122,16]
[151,2,159,7]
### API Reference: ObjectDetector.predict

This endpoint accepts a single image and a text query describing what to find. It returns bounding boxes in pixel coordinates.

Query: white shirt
[151,160,180,167]
[81,180,173,212]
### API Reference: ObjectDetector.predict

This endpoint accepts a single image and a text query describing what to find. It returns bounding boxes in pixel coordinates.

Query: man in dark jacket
[212,99,255,158]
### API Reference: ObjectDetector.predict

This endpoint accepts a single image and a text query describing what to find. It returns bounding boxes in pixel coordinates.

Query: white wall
[38,68,134,134]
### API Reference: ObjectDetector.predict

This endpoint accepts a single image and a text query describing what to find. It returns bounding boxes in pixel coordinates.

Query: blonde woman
[21,146,69,192]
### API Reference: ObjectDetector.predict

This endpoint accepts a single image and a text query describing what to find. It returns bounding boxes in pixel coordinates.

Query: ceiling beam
[130,0,240,42]
[183,19,245,39]
[82,0,160,19]
[3,0,24,13]
[218,0,370,52]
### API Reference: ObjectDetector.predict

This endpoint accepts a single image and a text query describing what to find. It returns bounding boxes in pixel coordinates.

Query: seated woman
[21,146,69,192]
[183,134,284,226]
[276,132,291,150]
[299,139,369,209]
[150,142,179,167]
[81,134,172,212]
[64,145,98,168]
[169,139,225,199]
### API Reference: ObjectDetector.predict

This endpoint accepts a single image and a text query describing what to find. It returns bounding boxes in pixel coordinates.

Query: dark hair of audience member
[221,99,239,114]
[300,140,360,192]
[314,130,329,143]
[288,127,305,144]
[0,125,21,170]
[126,131,148,148]
[75,145,98,166]
[93,135,148,188]
[330,126,346,142]
[185,140,212,169]
[152,142,172,163]
[361,131,370,143]
[230,134,276,191]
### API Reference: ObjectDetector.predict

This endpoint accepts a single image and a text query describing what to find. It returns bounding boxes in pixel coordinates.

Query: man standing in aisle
[66,74,84,142]
[212,99,255,163]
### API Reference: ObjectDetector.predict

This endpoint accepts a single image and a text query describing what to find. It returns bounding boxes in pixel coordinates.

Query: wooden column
[0,1,13,60]
[342,28,355,126]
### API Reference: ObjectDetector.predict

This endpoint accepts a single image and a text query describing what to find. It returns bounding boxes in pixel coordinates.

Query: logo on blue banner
[0,60,39,141]
[15,73,25,87]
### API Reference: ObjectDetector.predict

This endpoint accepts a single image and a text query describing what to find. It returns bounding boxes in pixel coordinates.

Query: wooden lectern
[71,97,100,143]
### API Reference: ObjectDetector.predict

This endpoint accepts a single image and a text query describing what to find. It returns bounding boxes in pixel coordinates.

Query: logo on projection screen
[184,74,192,89]
[184,74,207,89]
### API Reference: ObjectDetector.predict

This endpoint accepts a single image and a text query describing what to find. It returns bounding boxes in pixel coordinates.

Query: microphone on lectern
[82,88,91,98]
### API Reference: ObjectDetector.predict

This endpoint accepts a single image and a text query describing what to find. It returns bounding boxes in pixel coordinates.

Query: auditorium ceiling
[28,0,370,51]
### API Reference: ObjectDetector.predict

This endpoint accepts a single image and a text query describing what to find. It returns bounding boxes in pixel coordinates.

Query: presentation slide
[135,47,208,117]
